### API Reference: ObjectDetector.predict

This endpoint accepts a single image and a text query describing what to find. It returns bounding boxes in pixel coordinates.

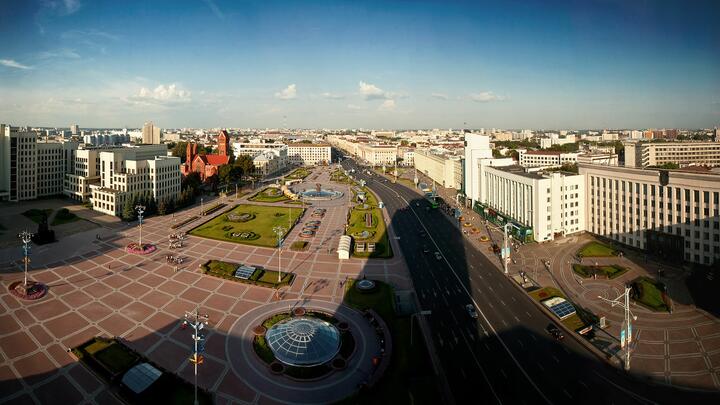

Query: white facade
[519,151,580,168]
[88,147,180,216]
[576,153,618,166]
[580,164,720,266]
[286,143,331,166]
[624,141,720,168]
[414,149,463,189]
[142,122,162,144]
[480,166,586,242]
[463,133,494,204]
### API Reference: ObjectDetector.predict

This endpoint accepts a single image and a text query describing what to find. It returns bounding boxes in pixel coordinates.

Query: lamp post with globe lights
[18,231,33,293]
[183,309,209,405]
[272,225,286,299]
[135,205,146,248]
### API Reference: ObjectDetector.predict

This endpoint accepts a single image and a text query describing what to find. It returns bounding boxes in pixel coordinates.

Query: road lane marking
[578,381,588,389]
[513,315,521,323]
[525,311,532,318]
[517,339,524,349]
[536,362,545,371]
[552,355,560,364]
[369,178,551,405]
[563,389,572,399]
[500,369,507,379]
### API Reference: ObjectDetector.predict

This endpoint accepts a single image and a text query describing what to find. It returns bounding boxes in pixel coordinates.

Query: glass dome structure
[266,316,341,367]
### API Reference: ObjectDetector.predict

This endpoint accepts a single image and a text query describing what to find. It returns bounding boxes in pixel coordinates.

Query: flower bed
[201,203,227,216]
[200,260,294,288]
[8,281,48,300]
[171,216,199,229]
[126,242,157,255]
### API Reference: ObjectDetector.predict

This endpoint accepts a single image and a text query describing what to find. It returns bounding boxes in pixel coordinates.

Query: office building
[475,166,585,242]
[70,124,79,135]
[88,147,180,216]
[519,150,580,168]
[580,164,720,266]
[576,153,618,166]
[624,141,720,168]
[463,133,497,205]
[142,121,162,144]
[286,143,331,166]
[413,149,463,189]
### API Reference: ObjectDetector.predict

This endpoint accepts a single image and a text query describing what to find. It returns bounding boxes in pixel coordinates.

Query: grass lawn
[347,187,392,258]
[340,280,441,404]
[577,241,617,257]
[190,204,303,247]
[22,208,54,224]
[631,277,669,312]
[572,264,628,279]
[285,167,311,180]
[290,240,309,251]
[95,343,139,375]
[249,187,289,203]
[201,260,293,288]
[528,287,588,332]
[330,169,354,184]
[51,208,80,226]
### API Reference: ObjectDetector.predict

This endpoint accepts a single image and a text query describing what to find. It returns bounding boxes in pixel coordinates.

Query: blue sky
[0,0,718,129]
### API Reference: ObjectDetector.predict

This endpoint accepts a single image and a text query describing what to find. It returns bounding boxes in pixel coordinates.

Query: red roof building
[181,130,230,181]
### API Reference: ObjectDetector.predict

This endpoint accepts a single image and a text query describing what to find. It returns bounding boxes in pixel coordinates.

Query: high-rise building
[142,121,162,144]
[70,124,79,135]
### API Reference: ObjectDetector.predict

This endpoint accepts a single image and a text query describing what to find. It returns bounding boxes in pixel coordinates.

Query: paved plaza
[0,168,412,404]
[411,170,720,393]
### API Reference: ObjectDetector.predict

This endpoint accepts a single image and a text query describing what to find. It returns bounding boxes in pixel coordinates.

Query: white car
[434,251,442,261]
[466,304,478,319]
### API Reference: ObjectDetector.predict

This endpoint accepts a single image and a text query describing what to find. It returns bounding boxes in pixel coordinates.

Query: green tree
[122,197,135,221]
[171,141,188,163]
[182,172,202,191]
[157,199,167,215]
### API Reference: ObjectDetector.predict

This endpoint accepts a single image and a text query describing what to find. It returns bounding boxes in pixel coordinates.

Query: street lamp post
[18,231,34,290]
[598,286,637,371]
[502,223,511,274]
[200,197,204,216]
[135,205,146,247]
[183,309,209,405]
[272,226,287,299]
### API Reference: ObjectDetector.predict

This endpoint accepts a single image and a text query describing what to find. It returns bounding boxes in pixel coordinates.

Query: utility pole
[135,205,146,247]
[598,286,636,371]
[183,309,209,405]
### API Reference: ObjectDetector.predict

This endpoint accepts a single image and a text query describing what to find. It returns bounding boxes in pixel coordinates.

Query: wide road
[341,159,720,405]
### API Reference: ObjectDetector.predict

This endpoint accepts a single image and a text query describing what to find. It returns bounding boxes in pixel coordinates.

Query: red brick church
[181,130,231,181]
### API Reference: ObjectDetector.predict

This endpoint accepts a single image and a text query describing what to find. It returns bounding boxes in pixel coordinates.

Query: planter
[8,280,48,300]
[331,357,347,370]
[292,307,307,317]
[253,325,267,336]
[269,362,285,375]
[126,243,157,255]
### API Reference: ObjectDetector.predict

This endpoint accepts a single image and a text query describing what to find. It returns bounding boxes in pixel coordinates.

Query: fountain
[297,183,343,200]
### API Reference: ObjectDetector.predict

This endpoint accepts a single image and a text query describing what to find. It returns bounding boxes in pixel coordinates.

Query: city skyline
[1,0,719,129]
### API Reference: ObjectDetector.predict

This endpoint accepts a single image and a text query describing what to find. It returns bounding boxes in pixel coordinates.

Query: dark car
[546,324,564,340]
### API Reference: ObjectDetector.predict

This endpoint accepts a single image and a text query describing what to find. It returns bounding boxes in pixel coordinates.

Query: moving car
[546,323,564,340]
[466,304,478,319]
[434,251,442,260]
[422,246,430,253]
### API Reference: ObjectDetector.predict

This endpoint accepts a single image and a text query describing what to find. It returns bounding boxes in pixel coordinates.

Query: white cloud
[37,48,80,59]
[379,99,396,111]
[431,92,449,100]
[347,104,365,110]
[358,81,391,100]
[275,84,297,100]
[131,83,192,104]
[469,91,507,102]
[201,0,224,20]
[321,92,345,100]
[63,0,81,14]
[0,59,32,70]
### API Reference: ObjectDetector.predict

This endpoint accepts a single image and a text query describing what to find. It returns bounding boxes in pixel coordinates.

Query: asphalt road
[340,159,720,405]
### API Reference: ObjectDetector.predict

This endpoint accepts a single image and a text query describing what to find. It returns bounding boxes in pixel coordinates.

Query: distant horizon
[1,0,718,129]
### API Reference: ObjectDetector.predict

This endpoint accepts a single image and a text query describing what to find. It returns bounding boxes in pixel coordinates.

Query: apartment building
[624,141,720,168]
[142,121,162,144]
[519,150,580,168]
[476,166,585,242]
[251,151,284,176]
[326,135,398,166]
[413,149,463,189]
[579,164,720,266]
[286,143,331,166]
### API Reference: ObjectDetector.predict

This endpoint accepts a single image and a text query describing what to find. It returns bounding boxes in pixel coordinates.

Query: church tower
[217,130,230,156]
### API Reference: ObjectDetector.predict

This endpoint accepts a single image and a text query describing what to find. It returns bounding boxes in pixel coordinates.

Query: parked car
[546,323,564,340]
[466,304,478,319]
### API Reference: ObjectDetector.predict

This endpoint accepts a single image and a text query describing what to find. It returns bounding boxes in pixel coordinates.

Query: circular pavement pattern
[226,299,381,404]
